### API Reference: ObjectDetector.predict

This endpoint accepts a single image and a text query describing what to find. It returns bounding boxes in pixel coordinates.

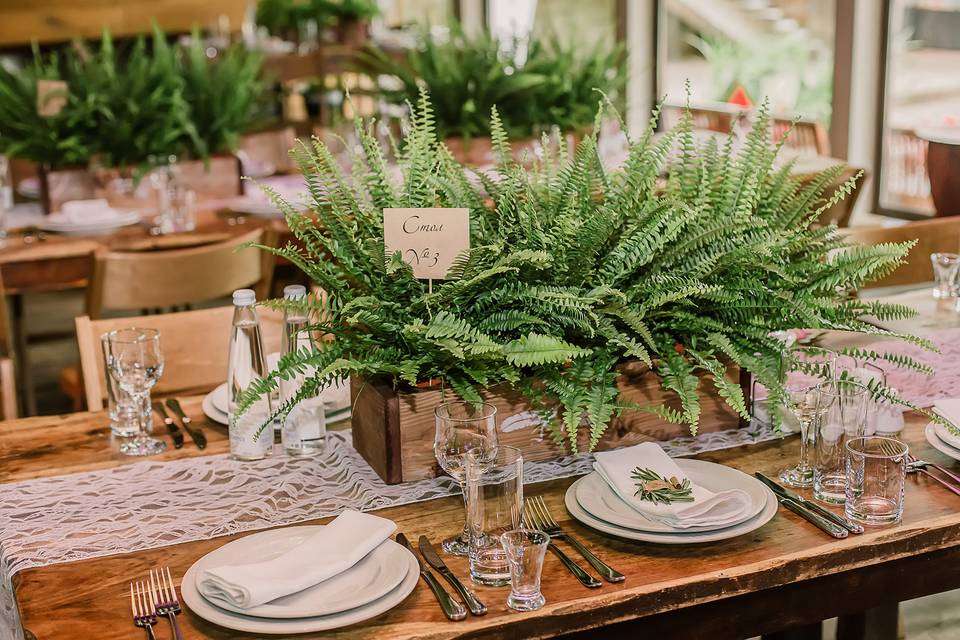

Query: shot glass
[500,529,549,612]
[813,380,868,504]
[101,333,149,437]
[930,252,960,299]
[466,445,523,586]
[845,436,908,526]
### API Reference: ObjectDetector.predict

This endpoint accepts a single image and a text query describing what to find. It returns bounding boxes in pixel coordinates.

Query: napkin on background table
[198,510,397,609]
[933,399,960,449]
[60,199,121,224]
[593,442,753,529]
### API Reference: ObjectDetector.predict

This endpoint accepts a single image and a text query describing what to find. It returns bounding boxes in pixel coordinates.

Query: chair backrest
[77,305,285,411]
[772,116,831,156]
[0,357,17,420]
[85,228,274,319]
[238,127,299,175]
[843,216,960,288]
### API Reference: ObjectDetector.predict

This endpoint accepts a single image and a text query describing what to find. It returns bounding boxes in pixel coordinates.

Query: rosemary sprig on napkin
[631,467,695,505]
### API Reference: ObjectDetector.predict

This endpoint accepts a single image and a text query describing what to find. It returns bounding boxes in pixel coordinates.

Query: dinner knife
[754,473,864,534]
[165,398,207,449]
[396,533,466,621]
[777,495,848,539]
[418,535,487,616]
[151,402,184,449]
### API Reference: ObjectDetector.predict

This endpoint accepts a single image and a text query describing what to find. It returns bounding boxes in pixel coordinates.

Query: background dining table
[3,392,960,640]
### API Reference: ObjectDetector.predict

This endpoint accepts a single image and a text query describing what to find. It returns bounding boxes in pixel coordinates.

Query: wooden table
[4,402,960,640]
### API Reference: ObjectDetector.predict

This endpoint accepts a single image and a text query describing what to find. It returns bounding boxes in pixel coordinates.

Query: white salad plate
[182,527,418,633]
[38,210,141,235]
[565,461,777,544]
[925,422,960,463]
[574,460,768,533]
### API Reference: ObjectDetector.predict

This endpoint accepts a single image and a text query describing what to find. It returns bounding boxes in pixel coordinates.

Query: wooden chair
[85,228,275,319]
[76,305,284,412]
[843,217,960,288]
[238,126,299,175]
[0,271,17,420]
[772,115,831,156]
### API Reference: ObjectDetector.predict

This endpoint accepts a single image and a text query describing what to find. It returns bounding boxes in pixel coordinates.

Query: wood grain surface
[6,409,960,639]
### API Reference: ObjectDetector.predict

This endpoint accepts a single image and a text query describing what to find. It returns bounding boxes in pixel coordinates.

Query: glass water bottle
[227,289,273,461]
[280,285,326,455]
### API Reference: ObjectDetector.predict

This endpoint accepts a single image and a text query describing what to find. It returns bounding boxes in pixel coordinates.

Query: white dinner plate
[933,420,960,451]
[182,529,418,633]
[575,460,768,533]
[189,527,409,618]
[925,422,960,463]
[202,390,228,425]
[39,210,141,235]
[565,474,777,544]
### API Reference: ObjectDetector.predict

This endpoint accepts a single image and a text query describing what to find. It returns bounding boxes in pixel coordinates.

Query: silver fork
[130,581,158,640]
[906,453,960,488]
[523,498,601,588]
[150,567,184,640]
[525,495,625,583]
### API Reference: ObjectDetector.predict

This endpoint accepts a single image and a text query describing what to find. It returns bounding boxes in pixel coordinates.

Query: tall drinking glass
[931,253,960,299]
[778,346,836,488]
[813,379,869,504]
[101,333,149,437]
[845,436,908,525]
[465,445,523,586]
[106,329,166,456]
[434,401,499,555]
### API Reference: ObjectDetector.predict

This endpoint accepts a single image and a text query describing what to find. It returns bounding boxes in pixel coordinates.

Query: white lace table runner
[0,425,781,638]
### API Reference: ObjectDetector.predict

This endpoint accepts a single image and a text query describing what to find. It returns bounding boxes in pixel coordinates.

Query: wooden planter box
[444,130,582,167]
[352,362,749,484]
[38,166,98,213]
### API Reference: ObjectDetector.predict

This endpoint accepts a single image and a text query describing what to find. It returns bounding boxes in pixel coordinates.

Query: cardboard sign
[383,207,470,280]
[36,80,68,117]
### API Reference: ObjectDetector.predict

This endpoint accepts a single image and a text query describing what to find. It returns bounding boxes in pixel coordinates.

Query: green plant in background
[256,0,379,36]
[0,47,95,168]
[240,90,938,451]
[362,23,623,140]
[692,34,833,125]
[179,29,265,157]
[67,27,193,170]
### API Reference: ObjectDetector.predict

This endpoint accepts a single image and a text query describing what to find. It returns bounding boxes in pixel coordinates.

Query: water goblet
[106,328,166,456]
[931,252,960,299]
[434,401,499,555]
[500,529,549,612]
[778,346,836,488]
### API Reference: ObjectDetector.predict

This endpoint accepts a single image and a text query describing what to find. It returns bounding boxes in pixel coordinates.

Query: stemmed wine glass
[106,328,166,456]
[434,400,499,556]
[778,345,835,488]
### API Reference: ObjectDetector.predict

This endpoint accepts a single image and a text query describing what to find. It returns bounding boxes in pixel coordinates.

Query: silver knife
[418,535,487,616]
[778,495,849,539]
[164,398,206,449]
[755,473,864,534]
[396,534,466,621]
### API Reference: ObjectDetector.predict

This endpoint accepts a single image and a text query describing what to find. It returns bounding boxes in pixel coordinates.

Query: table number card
[383,208,470,280]
[36,79,68,117]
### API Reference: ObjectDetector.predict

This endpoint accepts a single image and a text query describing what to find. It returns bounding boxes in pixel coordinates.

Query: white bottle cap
[283,284,307,300]
[233,289,256,306]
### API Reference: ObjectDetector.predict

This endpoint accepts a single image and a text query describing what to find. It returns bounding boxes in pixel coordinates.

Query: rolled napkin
[594,442,753,529]
[59,199,120,224]
[198,510,396,609]
[933,399,960,449]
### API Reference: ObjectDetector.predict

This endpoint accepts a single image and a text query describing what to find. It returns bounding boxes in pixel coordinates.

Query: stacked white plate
[565,459,778,544]
[925,421,960,462]
[182,526,418,633]
[38,209,141,235]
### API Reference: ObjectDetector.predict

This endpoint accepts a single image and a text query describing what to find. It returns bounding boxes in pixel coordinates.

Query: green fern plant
[240,89,937,452]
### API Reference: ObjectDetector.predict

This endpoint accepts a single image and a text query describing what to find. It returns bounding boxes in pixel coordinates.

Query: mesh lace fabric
[0,426,787,638]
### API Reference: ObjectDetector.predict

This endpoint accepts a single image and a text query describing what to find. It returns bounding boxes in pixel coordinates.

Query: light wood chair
[238,127,299,175]
[85,228,275,319]
[76,305,284,412]
[843,217,960,288]
[0,270,17,420]
[772,115,831,156]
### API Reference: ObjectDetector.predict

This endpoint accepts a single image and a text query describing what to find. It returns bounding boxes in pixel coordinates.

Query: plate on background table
[564,474,777,544]
[181,527,418,633]
[925,422,960,463]
[575,460,768,533]
[38,210,141,235]
[202,383,351,426]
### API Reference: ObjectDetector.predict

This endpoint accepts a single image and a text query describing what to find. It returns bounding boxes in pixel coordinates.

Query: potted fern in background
[362,25,624,165]
[243,91,934,484]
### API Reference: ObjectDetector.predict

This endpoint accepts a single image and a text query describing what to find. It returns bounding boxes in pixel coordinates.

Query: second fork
[525,495,625,583]
[149,567,184,640]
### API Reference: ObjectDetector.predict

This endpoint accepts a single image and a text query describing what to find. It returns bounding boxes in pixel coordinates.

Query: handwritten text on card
[383,207,470,279]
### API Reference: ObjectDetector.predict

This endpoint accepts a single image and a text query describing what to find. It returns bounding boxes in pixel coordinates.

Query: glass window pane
[879,0,960,217]
[658,0,836,141]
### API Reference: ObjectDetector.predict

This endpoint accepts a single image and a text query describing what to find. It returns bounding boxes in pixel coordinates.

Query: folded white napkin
[593,442,753,529]
[198,510,396,609]
[60,199,120,224]
[933,399,960,449]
